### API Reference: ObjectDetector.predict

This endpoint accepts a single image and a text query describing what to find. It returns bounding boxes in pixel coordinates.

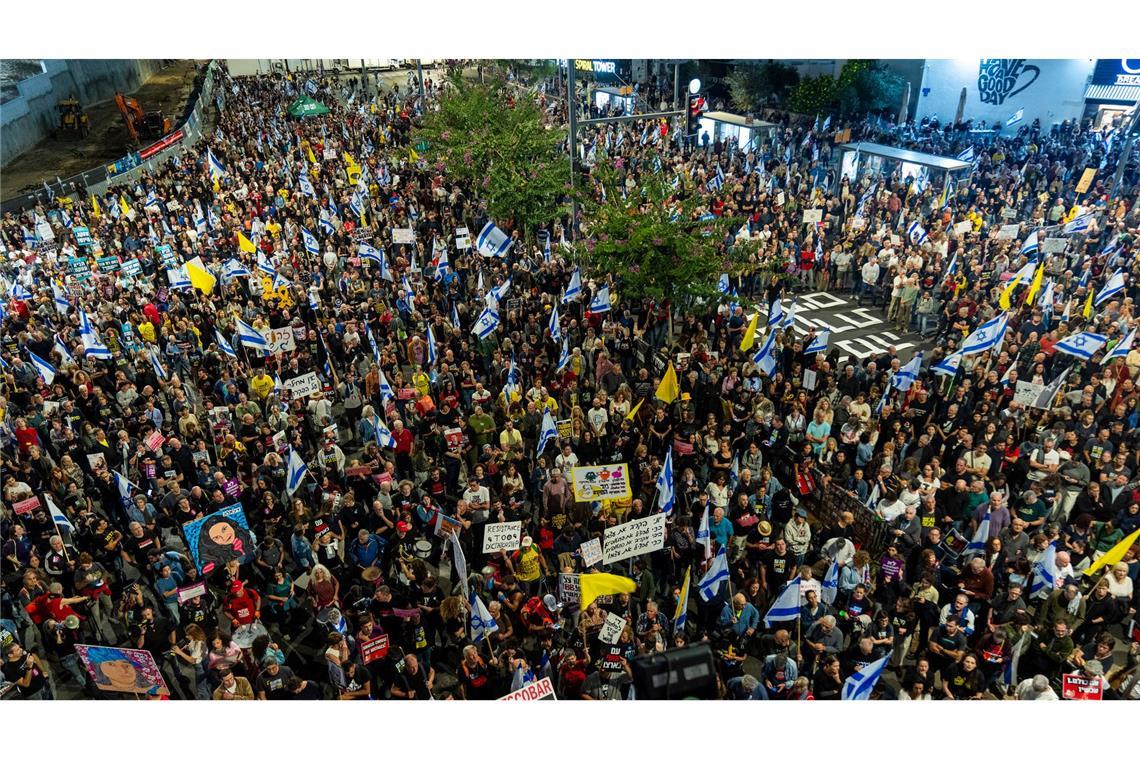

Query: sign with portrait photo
[73,645,170,696]
[182,503,256,574]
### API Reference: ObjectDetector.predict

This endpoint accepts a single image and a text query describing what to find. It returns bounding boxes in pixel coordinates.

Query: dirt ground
[1,59,202,199]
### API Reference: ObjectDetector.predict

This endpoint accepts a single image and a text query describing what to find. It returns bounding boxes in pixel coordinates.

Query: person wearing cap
[223,581,261,630]
[783,508,812,564]
[510,535,547,595]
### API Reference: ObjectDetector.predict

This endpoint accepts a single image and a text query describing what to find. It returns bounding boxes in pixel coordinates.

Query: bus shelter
[837,141,974,193]
[698,111,779,153]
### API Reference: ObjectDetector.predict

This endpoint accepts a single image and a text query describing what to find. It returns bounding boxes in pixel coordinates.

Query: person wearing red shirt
[392,419,414,479]
[223,581,261,629]
[558,650,588,699]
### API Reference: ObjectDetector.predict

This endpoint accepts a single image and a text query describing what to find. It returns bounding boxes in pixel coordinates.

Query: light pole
[417,59,426,109]
[568,63,578,242]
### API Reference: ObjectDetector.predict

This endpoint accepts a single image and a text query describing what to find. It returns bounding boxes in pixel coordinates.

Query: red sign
[360,634,390,663]
[13,496,41,515]
[498,676,556,701]
[397,387,417,400]
[146,432,166,451]
[138,129,185,160]
[1061,673,1103,700]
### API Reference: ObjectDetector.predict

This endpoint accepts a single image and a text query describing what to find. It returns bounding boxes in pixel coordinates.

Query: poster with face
[74,645,170,696]
[182,504,256,574]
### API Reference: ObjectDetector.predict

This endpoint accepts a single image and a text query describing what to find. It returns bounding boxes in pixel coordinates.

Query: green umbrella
[287,95,330,118]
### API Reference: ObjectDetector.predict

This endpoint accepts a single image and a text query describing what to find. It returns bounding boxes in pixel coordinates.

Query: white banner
[997,223,1021,240]
[393,228,416,245]
[954,220,973,235]
[802,209,823,224]
[602,513,666,564]
[570,464,632,502]
[598,612,627,644]
[579,538,602,568]
[482,521,522,553]
[283,372,321,398]
[1043,237,1068,254]
[455,226,471,250]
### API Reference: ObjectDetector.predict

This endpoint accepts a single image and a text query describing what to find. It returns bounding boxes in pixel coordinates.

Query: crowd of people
[1,59,1139,701]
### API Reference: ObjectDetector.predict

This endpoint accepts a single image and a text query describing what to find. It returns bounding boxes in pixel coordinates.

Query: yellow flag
[91,194,101,220]
[306,145,317,165]
[739,312,761,352]
[119,195,131,217]
[1083,288,1095,318]
[1026,262,1045,305]
[1083,527,1140,577]
[183,256,217,294]
[656,362,680,404]
[624,398,644,421]
[238,232,257,254]
[408,146,420,162]
[998,272,1023,310]
[343,151,362,184]
[579,572,638,611]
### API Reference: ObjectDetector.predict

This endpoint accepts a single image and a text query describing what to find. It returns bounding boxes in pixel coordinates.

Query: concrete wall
[1,59,165,168]
[916,58,1095,128]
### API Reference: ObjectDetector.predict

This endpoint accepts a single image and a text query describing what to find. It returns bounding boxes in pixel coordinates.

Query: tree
[836,60,907,116]
[790,74,837,115]
[415,77,565,241]
[727,62,800,112]
[574,152,774,310]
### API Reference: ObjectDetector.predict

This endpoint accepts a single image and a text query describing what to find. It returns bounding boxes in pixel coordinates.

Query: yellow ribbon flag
[183,256,217,294]
[998,272,1023,310]
[408,146,420,162]
[1025,262,1045,305]
[739,312,761,352]
[343,151,362,184]
[1083,288,1095,319]
[656,362,680,404]
[119,195,131,217]
[1083,527,1140,577]
[91,194,101,220]
[624,398,644,421]
[238,232,257,254]
[579,572,638,611]
[306,145,317,165]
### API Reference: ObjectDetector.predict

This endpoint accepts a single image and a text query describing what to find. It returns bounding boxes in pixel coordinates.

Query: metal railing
[1,60,219,215]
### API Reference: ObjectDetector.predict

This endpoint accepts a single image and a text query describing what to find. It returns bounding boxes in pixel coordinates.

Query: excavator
[115,92,171,145]
[57,98,90,137]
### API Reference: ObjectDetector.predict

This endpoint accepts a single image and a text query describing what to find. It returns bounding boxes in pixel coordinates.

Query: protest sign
[997,224,1021,240]
[954,220,973,235]
[264,327,296,354]
[579,538,603,568]
[73,645,169,696]
[802,209,823,224]
[455,226,471,250]
[498,676,556,701]
[176,582,207,604]
[603,512,667,564]
[393,228,416,245]
[570,464,632,502]
[482,521,522,553]
[283,372,321,398]
[73,225,93,246]
[599,612,627,644]
[1061,673,1103,700]
[361,634,391,664]
[556,419,573,439]
[559,573,580,603]
[1042,237,1068,254]
[120,259,142,277]
[1075,168,1097,195]
[145,431,166,451]
[182,503,256,573]
[1014,380,1045,408]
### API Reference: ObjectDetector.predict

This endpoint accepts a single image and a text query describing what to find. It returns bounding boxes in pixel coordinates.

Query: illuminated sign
[1091,59,1140,87]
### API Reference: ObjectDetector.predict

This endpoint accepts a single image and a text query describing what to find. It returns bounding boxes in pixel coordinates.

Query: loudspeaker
[630,643,718,700]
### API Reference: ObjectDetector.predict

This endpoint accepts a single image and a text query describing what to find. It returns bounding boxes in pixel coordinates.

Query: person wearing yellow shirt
[411,370,431,398]
[538,389,559,416]
[264,218,281,240]
[249,368,275,403]
[499,420,523,460]
[136,320,156,344]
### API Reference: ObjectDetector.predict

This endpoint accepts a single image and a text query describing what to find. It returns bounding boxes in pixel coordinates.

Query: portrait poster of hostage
[182,504,257,574]
[74,645,170,697]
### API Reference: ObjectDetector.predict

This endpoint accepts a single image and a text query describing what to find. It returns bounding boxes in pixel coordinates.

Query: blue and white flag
[537,408,558,458]
[718,273,731,296]
[556,337,571,372]
[751,328,778,377]
[10,282,33,300]
[148,349,168,381]
[366,324,382,367]
[821,559,839,605]
[434,249,450,283]
[767,298,784,327]
[963,512,990,557]
[698,547,730,602]
[471,307,501,340]
[489,276,512,305]
[304,79,317,95]
[549,303,562,343]
[377,368,395,401]
[237,319,269,351]
[782,297,797,331]
[319,216,335,236]
[78,309,111,360]
[907,220,928,245]
[1102,328,1136,365]
[562,269,582,303]
[222,258,252,281]
[401,276,416,313]
[1064,212,1094,235]
[46,495,75,535]
[372,415,394,448]
[256,251,276,278]
[51,281,71,315]
[589,285,611,313]
[696,504,711,560]
[1005,108,1024,127]
[215,330,238,359]
[956,146,975,163]
[451,302,461,331]
[706,174,723,192]
[206,148,226,180]
[426,325,437,366]
[960,312,1009,356]
[166,266,192,290]
[286,446,309,495]
[1030,542,1058,596]
[1020,230,1040,260]
[932,350,963,377]
[1094,270,1126,307]
[821,114,831,131]
[841,654,890,700]
[302,227,320,256]
[27,350,56,385]
[53,335,74,365]
[298,174,316,198]
[1053,331,1108,361]
[913,169,929,195]
[656,447,675,515]
[890,351,923,392]
[469,590,500,643]
[804,329,830,355]
[763,578,803,626]
[475,221,513,258]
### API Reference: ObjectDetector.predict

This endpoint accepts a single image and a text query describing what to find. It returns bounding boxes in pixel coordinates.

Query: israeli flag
[556,337,571,372]
[932,350,963,377]
[46,496,75,535]
[695,503,711,560]
[890,351,923,392]
[1005,108,1024,127]
[763,578,803,626]
[1064,212,1094,235]
[841,654,890,700]
[194,209,207,234]
[489,276,512,305]
[377,368,395,401]
[961,512,991,558]
[27,350,56,385]
[401,276,416,312]
[299,174,316,198]
[145,348,167,380]
[349,192,364,219]
[475,222,513,258]
[1040,279,1056,319]
[471,307,501,340]
[549,303,562,343]
[1053,331,1108,361]
[698,547,730,602]
[821,559,839,605]
[589,285,611,314]
[426,325,437,366]
[237,319,270,351]
[1019,230,1040,260]
[78,309,111,360]
[537,408,558,458]
[913,169,929,195]
[782,297,797,331]
[469,590,500,643]
[751,328,778,377]
[562,268,582,303]
[53,335,74,365]
[51,281,71,315]
[1094,270,1126,307]
[206,148,226,180]
[254,252,275,278]
[301,227,322,257]
[434,249,450,283]
[821,114,831,131]
[656,447,675,515]
[286,446,309,495]
[706,174,723,192]
[960,312,1009,356]
[451,303,461,330]
[304,79,317,95]
[767,298,784,327]
[10,282,32,300]
[956,146,976,163]
[272,271,292,290]
[1030,542,1058,596]
[372,415,395,448]
[804,329,830,355]
[907,220,928,245]
[1102,328,1136,365]
[718,273,731,296]
[319,217,335,236]
[215,330,238,359]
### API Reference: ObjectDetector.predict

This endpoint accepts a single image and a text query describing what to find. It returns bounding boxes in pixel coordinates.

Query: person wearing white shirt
[1015,675,1058,701]
[587,399,609,437]
[858,258,880,306]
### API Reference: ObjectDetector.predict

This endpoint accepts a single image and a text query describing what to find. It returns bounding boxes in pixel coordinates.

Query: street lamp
[688,78,701,95]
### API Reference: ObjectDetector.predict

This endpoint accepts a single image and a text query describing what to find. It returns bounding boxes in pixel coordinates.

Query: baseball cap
[542,594,561,612]
[521,536,534,548]
[396,521,411,532]
[796,507,808,518]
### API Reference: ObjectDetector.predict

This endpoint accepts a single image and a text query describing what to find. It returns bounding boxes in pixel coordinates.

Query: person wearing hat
[783,508,812,565]
[510,535,547,596]
[223,580,261,630]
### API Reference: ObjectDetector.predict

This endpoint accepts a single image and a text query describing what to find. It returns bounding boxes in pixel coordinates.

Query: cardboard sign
[182,503,256,573]
[498,676,556,701]
[954,220,973,235]
[559,572,580,603]
[1075,167,1097,195]
[345,465,373,478]
[97,255,120,272]
[455,230,471,250]
[145,432,166,451]
[87,453,107,471]
[570,464,632,502]
[1001,207,1018,220]
[1043,237,1068,254]
[397,387,417,400]
[360,634,390,663]
[850,217,866,230]
[580,538,603,568]
[803,368,817,391]
[283,372,321,398]
[13,496,41,515]
[263,327,296,354]
[1014,380,1045,408]
[323,148,337,161]
[889,234,902,247]
[556,419,573,439]
[802,209,823,224]
[393,228,416,245]
[434,512,462,539]
[176,582,207,604]
[482,521,522,553]
[444,427,465,453]
[1061,673,1103,700]
[997,224,1021,240]
[598,612,627,645]
[602,513,667,564]
[73,226,93,246]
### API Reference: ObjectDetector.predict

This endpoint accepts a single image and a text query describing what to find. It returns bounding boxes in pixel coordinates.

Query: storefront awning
[1084,84,1140,103]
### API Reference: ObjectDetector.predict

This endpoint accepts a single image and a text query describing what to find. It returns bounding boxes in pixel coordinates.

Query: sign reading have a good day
[482,521,522,553]
[602,513,666,564]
